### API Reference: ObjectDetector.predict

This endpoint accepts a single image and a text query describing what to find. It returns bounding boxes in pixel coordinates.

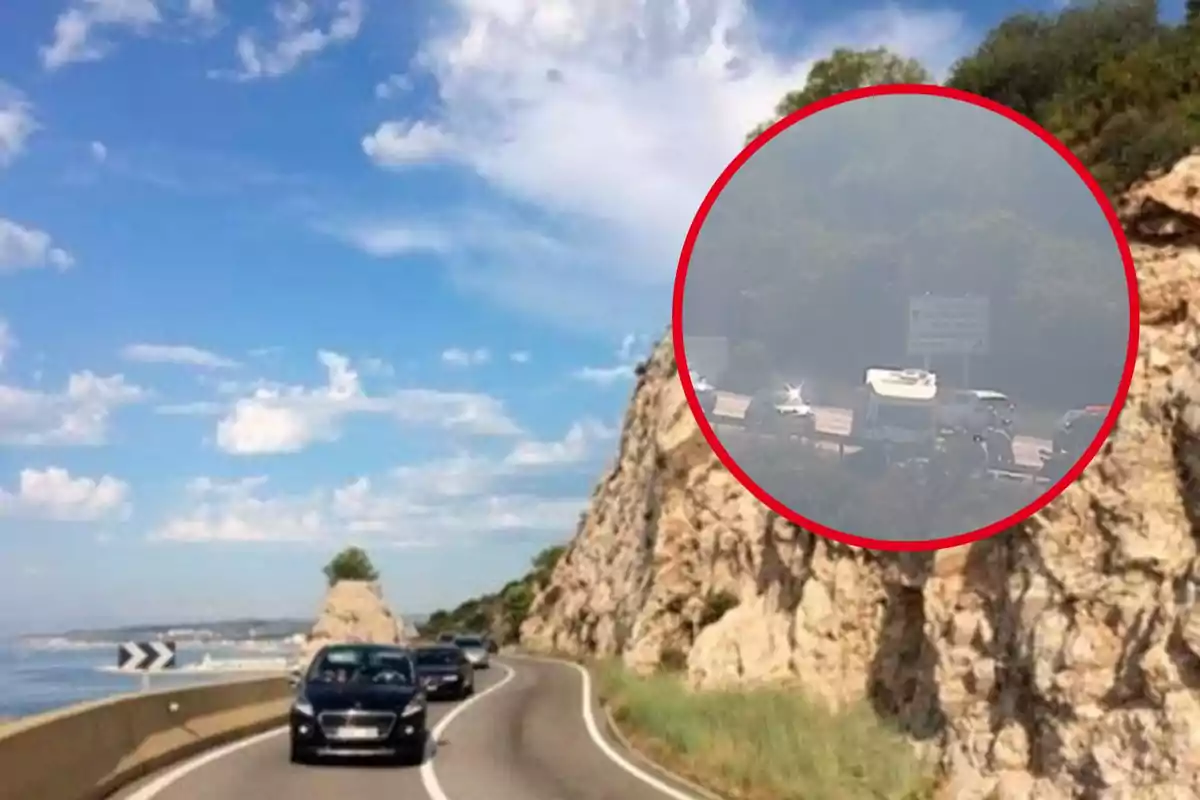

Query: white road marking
[420,663,517,800]
[124,726,287,800]
[509,654,703,800]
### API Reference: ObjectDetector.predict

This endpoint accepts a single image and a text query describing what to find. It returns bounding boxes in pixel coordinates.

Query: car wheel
[392,740,425,767]
[289,744,312,765]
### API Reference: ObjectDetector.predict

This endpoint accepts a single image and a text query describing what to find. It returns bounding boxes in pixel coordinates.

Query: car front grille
[316,710,397,740]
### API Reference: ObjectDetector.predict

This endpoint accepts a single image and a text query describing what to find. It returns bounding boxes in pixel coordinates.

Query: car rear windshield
[416,648,460,666]
[875,403,933,429]
[307,647,415,684]
[455,637,483,648]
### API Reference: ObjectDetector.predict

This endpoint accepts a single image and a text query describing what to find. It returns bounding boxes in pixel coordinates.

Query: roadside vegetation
[418,543,567,643]
[595,661,937,800]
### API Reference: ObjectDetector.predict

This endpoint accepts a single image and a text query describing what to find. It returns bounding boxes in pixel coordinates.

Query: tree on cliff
[946,0,1197,196]
[323,546,379,586]
[745,47,931,141]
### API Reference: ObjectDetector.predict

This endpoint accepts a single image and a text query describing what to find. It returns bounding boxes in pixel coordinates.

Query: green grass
[595,661,938,800]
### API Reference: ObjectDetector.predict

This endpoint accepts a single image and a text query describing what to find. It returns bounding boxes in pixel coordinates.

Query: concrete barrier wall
[0,676,293,800]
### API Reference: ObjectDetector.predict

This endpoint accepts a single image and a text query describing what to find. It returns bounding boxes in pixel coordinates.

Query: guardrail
[0,675,293,800]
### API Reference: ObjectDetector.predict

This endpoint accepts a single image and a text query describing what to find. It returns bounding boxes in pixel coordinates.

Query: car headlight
[445,674,459,681]
[400,699,424,718]
[292,698,314,717]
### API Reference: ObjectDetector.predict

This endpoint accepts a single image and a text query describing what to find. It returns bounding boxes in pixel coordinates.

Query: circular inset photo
[673,85,1137,551]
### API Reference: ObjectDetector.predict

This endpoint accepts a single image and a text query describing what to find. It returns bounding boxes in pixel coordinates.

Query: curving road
[112,656,700,800]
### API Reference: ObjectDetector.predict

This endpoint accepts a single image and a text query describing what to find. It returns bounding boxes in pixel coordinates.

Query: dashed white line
[419,663,518,800]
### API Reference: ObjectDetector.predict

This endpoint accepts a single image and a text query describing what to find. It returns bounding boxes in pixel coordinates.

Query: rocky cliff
[301,580,411,665]
[520,154,1200,799]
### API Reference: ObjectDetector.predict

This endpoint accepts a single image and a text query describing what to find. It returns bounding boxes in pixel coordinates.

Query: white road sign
[907,295,989,356]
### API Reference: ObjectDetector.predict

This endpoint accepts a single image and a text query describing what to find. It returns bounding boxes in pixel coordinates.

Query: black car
[289,643,428,766]
[1053,405,1108,457]
[413,644,475,700]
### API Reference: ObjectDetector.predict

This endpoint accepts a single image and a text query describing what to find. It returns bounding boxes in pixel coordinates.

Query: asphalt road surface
[113,656,700,800]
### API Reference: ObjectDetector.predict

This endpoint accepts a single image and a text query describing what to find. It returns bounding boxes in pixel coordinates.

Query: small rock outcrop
[520,153,1200,798]
[301,580,410,665]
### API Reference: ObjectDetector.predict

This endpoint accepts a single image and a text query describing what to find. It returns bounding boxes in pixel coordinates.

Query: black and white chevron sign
[117,641,177,672]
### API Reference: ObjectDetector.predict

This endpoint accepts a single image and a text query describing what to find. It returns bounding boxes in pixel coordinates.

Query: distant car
[1052,405,1108,457]
[436,632,457,643]
[744,383,815,434]
[453,634,491,669]
[689,371,718,416]
[289,643,427,766]
[413,644,475,700]
[937,389,1014,434]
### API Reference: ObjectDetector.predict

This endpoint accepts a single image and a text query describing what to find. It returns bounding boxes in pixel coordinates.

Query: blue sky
[0,0,1151,633]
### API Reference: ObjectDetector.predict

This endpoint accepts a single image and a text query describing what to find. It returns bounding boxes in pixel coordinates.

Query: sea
[0,638,297,718]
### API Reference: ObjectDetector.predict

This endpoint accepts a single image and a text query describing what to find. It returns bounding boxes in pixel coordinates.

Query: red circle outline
[671,83,1140,552]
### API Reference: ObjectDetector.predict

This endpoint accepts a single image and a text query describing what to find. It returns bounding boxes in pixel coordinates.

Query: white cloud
[0,371,148,446]
[215,0,365,81]
[0,85,37,168]
[0,467,130,522]
[571,364,634,386]
[121,343,240,369]
[362,121,454,167]
[332,221,452,257]
[214,350,521,454]
[0,319,15,369]
[359,0,969,331]
[509,350,531,364]
[188,0,218,20]
[359,356,395,377]
[154,477,325,543]
[153,416,615,544]
[441,347,490,367]
[90,140,108,163]
[504,418,615,467]
[374,73,411,99]
[154,401,224,416]
[41,0,163,70]
[0,218,75,274]
[571,332,649,386]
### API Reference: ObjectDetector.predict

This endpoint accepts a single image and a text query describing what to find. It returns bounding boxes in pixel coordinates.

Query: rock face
[520,154,1200,798]
[301,580,410,665]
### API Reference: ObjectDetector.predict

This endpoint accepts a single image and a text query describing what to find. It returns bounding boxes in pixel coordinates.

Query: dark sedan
[289,643,428,766]
[414,644,475,700]
[1053,405,1108,457]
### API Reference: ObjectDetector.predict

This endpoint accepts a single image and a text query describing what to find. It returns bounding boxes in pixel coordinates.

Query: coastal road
[710,390,1052,469]
[113,656,700,800]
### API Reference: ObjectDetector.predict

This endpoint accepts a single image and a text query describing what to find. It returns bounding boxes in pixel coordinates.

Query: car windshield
[455,637,483,649]
[1071,414,1105,440]
[875,403,933,429]
[307,647,415,685]
[416,648,460,666]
